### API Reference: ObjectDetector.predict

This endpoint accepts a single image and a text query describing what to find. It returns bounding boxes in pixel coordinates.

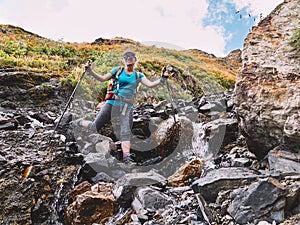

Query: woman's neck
[125,65,134,73]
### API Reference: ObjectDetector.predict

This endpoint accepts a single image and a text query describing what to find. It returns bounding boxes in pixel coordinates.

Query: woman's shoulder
[111,66,124,77]
[135,70,145,79]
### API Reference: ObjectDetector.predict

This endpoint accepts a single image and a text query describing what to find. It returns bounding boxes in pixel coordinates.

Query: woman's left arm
[140,69,169,88]
[140,76,163,88]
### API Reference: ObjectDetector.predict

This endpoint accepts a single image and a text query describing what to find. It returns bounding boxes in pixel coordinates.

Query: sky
[0,0,284,57]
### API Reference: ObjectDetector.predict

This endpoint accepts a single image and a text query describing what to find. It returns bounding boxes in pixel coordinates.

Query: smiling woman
[73,48,169,164]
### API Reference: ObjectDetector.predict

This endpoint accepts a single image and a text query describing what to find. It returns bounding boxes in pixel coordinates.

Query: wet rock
[15,114,31,125]
[231,157,252,167]
[53,112,72,135]
[76,163,98,184]
[227,177,286,224]
[131,115,191,163]
[64,186,116,225]
[1,100,17,109]
[197,112,211,123]
[201,118,238,157]
[0,155,8,165]
[90,172,115,184]
[29,111,54,124]
[195,193,214,224]
[151,116,181,158]
[67,181,93,203]
[167,158,202,187]
[83,152,115,174]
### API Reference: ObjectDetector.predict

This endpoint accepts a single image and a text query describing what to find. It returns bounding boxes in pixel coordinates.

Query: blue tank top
[106,66,145,107]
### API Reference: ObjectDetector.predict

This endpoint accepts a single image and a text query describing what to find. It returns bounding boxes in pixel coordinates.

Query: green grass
[290,28,300,52]
[0,24,238,103]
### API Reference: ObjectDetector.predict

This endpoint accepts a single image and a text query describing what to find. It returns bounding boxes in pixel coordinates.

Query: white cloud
[0,0,284,57]
[227,0,284,17]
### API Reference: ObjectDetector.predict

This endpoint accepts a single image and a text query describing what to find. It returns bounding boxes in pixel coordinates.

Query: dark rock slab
[191,167,266,202]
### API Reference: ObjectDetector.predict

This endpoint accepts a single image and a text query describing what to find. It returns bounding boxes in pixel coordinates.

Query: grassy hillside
[0,24,240,103]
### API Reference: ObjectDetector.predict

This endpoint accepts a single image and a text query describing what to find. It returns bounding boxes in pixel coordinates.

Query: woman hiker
[76,49,169,163]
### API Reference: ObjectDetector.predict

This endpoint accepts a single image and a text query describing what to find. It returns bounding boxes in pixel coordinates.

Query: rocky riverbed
[0,70,299,225]
[1,0,299,223]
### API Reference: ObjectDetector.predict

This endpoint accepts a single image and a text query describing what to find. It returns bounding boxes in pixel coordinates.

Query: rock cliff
[235,0,300,159]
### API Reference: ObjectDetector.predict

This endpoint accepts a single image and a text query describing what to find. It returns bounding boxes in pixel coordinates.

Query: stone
[64,190,116,225]
[112,171,166,208]
[227,178,286,224]
[267,149,300,175]
[167,158,202,187]
[285,180,300,212]
[234,0,300,159]
[133,186,173,211]
[191,167,266,202]
[0,117,18,130]
[151,116,182,158]
[67,181,92,203]
[201,118,238,157]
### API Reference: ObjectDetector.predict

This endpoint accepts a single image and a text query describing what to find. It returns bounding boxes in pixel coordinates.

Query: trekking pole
[51,60,91,138]
[165,65,177,123]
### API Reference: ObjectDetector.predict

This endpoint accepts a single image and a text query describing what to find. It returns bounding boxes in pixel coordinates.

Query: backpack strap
[113,66,124,94]
[132,71,141,104]
[135,71,140,90]
[115,66,124,80]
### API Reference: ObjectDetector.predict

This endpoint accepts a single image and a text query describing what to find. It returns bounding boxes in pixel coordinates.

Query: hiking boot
[70,118,83,127]
[122,153,136,165]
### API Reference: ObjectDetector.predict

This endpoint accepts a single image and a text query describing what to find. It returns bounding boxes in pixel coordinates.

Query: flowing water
[192,122,215,170]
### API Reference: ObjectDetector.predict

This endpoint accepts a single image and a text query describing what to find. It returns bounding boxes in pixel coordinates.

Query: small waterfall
[49,183,64,225]
[48,167,81,225]
[192,122,215,169]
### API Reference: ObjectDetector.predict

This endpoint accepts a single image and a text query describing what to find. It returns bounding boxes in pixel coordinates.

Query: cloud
[0,0,224,54]
[0,0,284,57]
[226,0,284,17]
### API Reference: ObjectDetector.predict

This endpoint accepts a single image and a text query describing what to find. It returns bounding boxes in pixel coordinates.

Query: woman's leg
[93,103,112,131]
[78,103,112,131]
[119,107,134,159]
[80,103,112,131]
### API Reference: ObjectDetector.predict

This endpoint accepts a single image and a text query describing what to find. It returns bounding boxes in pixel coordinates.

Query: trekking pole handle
[84,59,92,72]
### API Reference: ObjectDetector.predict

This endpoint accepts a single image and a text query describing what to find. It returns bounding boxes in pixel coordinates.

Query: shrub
[290,28,300,52]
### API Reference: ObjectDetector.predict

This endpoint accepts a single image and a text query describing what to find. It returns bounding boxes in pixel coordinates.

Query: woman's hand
[85,60,92,72]
[161,66,169,78]
[162,64,174,78]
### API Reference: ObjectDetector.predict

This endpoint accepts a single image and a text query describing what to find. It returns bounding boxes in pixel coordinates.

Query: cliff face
[235,0,300,159]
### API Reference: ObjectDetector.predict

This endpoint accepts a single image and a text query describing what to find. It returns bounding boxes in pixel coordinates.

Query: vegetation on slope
[0,24,239,103]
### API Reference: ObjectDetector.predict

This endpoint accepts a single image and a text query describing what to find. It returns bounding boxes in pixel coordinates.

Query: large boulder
[191,167,267,202]
[227,178,286,224]
[234,0,300,159]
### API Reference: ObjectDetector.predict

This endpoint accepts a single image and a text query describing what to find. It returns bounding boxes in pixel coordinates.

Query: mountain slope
[0,24,240,101]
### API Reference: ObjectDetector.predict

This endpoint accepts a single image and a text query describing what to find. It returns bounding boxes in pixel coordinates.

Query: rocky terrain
[0,0,299,224]
[235,0,300,159]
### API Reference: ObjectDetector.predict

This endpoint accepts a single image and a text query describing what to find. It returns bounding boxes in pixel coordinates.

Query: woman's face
[123,53,136,66]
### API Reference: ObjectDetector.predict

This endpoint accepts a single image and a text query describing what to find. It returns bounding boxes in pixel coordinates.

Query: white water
[191,122,215,169]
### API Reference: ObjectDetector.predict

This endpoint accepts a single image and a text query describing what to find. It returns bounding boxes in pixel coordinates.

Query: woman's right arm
[85,62,112,82]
